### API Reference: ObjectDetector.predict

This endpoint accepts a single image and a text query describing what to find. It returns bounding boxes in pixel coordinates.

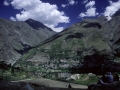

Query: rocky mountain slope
[0,18,56,64]
[13,10,120,76]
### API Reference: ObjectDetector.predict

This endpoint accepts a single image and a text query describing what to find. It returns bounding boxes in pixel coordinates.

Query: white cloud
[61,0,77,8]
[61,4,67,8]
[85,1,95,8]
[79,1,99,18]
[68,0,78,5]
[8,0,70,32]
[79,13,86,17]
[46,24,64,32]
[68,0,77,5]
[3,0,10,6]
[104,0,120,20]
[108,0,113,4]
[86,8,98,16]
[10,16,16,21]
[82,0,89,4]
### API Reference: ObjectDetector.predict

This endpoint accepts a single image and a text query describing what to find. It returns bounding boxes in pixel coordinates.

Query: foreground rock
[88,81,120,90]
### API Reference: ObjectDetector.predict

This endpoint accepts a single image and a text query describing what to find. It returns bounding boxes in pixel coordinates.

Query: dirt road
[16,78,87,89]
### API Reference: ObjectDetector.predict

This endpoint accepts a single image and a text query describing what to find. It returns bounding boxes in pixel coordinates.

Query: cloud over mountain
[79,1,99,18]
[3,0,120,32]
[103,0,120,20]
[6,0,70,32]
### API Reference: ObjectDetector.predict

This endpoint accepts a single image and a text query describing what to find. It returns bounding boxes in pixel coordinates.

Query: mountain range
[1,9,120,74]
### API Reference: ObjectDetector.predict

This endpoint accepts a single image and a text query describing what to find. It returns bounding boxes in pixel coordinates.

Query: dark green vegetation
[0,69,31,81]
[0,62,33,81]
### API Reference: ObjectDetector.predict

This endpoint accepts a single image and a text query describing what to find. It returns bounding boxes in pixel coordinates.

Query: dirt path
[15,78,87,89]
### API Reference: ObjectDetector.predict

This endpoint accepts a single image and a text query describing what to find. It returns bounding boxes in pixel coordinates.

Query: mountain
[112,9,120,18]
[0,18,56,64]
[14,9,120,75]
[25,19,53,31]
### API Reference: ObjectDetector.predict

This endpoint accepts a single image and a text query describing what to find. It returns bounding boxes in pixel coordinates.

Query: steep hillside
[14,10,120,77]
[101,16,120,57]
[38,19,112,58]
[0,18,56,64]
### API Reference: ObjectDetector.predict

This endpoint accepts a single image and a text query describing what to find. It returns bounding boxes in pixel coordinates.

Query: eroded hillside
[0,18,56,64]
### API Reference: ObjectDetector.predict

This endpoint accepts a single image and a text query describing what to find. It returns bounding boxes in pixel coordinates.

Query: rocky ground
[88,81,120,90]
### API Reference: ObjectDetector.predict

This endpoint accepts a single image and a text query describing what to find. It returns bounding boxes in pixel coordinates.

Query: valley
[1,9,120,90]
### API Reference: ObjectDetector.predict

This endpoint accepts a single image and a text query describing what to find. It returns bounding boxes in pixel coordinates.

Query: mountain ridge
[25,18,53,31]
[14,10,120,74]
[0,18,56,64]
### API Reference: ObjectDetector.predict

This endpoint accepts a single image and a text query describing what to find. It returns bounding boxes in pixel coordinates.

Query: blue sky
[0,0,120,32]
